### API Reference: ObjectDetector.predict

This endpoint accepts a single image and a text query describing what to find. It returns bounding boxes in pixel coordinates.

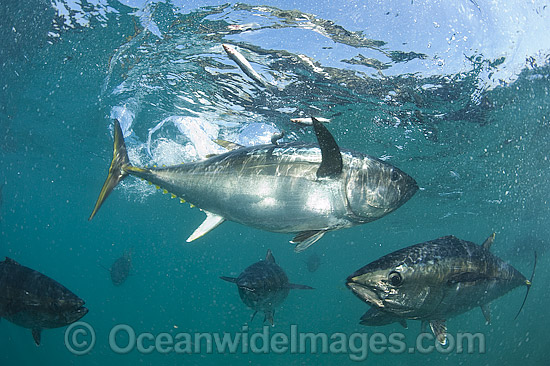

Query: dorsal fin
[265,249,276,264]
[4,257,19,265]
[482,232,496,251]
[312,117,343,178]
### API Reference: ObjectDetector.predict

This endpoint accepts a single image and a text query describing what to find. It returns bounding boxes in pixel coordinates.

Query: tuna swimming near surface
[0,257,88,345]
[346,234,536,345]
[89,118,417,252]
[220,249,313,325]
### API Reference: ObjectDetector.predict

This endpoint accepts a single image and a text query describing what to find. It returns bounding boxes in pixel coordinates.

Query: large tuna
[0,257,88,345]
[89,118,417,251]
[346,234,536,344]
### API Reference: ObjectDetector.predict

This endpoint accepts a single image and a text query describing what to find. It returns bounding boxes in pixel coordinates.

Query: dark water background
[1,0,549,364]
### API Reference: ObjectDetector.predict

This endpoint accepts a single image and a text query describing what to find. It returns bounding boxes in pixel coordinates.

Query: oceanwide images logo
[65,322,485,360]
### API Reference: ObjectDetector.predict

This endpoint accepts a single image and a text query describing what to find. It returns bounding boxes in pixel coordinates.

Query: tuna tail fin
[89,120,130,221]
[514,251,537,320]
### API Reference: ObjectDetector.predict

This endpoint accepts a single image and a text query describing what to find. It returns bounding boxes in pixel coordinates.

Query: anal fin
[429,320,447,345]
[186,211,225,242]
[264,310,275,326]
[291,230,326,253]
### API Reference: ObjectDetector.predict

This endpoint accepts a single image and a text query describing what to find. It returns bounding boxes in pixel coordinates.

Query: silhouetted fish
[347,234,535,345]
[221,249,313,325]
[109,249,132,286]
[0,257,88,345]
[304,252,322,272]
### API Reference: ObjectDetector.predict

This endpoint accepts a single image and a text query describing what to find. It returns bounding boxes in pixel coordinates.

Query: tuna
[0,257,88,345]
[346,234,535,345]
[221,249,313,324]
[89,118,417,252]
[304,252,322,273]
[108,249,132,286]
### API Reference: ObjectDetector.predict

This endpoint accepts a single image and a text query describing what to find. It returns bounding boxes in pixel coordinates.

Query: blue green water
[1,0,549,364]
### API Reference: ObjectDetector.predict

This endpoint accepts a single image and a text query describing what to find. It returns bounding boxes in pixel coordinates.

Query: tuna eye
[390,169,400,182]
[388,271,403,286]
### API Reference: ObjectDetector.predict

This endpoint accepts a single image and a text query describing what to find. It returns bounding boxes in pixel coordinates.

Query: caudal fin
[89,120,130,220]
[514,251,537,320]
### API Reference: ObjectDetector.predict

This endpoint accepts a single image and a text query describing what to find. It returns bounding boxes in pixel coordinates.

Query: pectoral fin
[359,307,407,328]
[287,283,314,290]
[429,320,447,345]
[291,230,326,253]
[220,276,238,284]
[186,211,225,242]
[448,271,485,284]
[32,328,42,346]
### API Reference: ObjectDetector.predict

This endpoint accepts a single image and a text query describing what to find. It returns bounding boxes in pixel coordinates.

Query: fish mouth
[69,305,89,322]
[346,279,384,308]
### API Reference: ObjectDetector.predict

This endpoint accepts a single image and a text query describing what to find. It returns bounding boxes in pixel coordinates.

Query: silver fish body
[133,143,415,233]
[89,119,417,251]
[346,234,534,344]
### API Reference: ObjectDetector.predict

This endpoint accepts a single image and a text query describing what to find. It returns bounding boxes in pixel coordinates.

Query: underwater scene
[1,0,549,365]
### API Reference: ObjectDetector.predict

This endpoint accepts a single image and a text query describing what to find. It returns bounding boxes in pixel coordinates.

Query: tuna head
[346,252,438,319]
[345,157,418,222]
[43,293,88,328]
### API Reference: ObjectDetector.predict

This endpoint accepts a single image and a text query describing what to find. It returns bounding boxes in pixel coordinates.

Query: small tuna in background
[346,234,535,345]
[0,257,88,345]
[303,252,323,273]
[221,249,313,325]
[105,248,133,286]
